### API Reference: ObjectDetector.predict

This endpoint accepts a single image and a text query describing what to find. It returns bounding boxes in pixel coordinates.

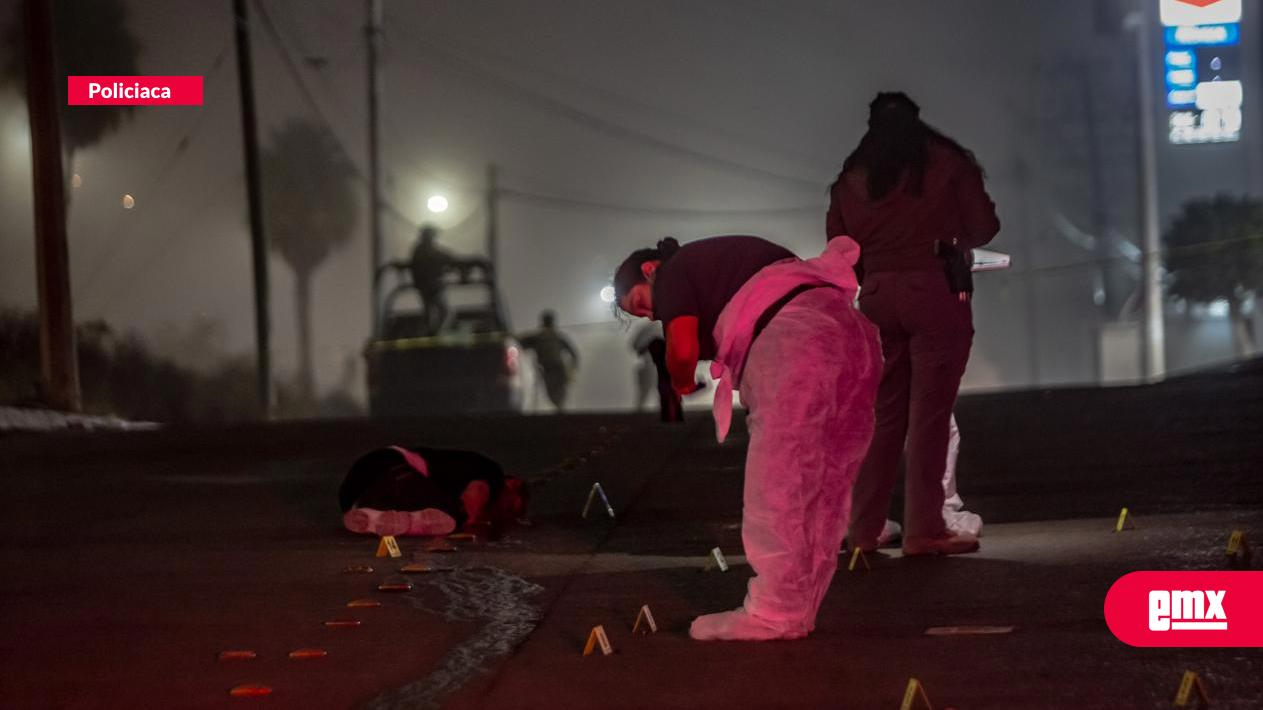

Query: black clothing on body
[338,446,505,526]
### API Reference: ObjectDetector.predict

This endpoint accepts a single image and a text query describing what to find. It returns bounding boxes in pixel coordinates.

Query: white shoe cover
[877,519,903,546]
[944,509,983,537]
[689,607,806,642]
[343,507,409,536]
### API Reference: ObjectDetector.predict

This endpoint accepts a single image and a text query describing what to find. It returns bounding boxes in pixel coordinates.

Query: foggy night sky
[2,1,1257,409]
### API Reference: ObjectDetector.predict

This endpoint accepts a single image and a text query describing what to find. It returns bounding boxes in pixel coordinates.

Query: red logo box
[1105,571,1263,647]
[67,76,203,106]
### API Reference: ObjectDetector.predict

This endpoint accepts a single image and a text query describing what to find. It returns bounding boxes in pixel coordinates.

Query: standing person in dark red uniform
[828,92,1000,556]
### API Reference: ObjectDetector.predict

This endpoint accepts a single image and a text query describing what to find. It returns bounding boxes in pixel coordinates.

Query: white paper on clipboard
[971,248,1011,272]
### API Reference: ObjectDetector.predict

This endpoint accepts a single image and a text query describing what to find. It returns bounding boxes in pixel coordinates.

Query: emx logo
[1149,589,1226,631]
[1106,572,1263,647]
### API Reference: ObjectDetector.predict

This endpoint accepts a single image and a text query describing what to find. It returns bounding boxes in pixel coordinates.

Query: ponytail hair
[833,91,983,201]
[612,237,680,304]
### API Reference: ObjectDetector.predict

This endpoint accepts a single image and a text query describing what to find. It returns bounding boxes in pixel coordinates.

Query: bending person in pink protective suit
[613,235,882,641]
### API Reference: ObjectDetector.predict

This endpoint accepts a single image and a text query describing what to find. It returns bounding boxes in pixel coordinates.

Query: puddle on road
[363,566,544,710]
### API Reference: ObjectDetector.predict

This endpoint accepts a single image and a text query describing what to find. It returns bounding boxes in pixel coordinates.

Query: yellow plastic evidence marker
[1226,530,1252,568]
[376,535,402,558]
[705,547,730,572]
[1173,670,1210,707]
[632,605,658,635]
[899,678,933,710]
[848,546,870,572]
[582,625,614,657]
[1114,507,1136,532]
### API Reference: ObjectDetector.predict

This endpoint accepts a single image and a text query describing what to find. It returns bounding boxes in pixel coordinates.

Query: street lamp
[426,194,448,213]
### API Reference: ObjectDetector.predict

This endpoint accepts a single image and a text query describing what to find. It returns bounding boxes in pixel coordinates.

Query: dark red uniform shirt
[826,140,1000,274]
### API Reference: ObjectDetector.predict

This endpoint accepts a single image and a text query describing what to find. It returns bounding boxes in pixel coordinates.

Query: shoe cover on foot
[688,607,805,642]
[944,510,983,537]
[405,508,457,536]
[343,508,409,536]
[902,532,980,556]
[877,519,903,546]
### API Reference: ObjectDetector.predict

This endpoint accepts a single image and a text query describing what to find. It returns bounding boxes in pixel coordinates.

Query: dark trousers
[849,269,973,544]
[648,338,683,422]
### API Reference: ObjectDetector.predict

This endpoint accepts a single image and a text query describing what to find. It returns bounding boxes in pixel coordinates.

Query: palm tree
[261,120,358,404]
[2,0,142,175]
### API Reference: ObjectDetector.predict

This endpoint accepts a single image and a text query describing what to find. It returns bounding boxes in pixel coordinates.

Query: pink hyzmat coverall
[692,236,882,641]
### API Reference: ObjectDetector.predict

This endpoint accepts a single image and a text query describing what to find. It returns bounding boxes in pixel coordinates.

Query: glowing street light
[426,194,448,213]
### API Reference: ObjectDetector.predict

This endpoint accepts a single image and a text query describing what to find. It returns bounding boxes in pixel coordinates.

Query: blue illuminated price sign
[1159,0,1243,143]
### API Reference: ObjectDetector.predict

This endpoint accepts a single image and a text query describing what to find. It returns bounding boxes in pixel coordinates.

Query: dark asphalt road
[2,359,1261,709]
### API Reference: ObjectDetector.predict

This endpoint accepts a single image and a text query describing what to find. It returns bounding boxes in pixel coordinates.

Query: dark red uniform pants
[849,268,973,545]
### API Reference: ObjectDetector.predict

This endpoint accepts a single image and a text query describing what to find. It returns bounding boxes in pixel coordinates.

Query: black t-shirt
[652,236,796,360]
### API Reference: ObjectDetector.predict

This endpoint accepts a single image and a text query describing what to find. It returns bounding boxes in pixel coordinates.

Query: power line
[382,25,824,192]
[250,0,418,231]
[403,26,834,175]
[499,187,823,218]
[284,4,826,218]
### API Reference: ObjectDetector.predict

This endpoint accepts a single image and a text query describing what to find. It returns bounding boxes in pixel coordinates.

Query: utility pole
[233,0,272,416]
[485,162,503,326]
[1126,7,1166,381]
[24,0,80,412]
[366,0,383,337]
[486,162,499,273]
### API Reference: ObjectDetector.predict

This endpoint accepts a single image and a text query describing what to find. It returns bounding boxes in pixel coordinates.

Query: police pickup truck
[365,263,531,415]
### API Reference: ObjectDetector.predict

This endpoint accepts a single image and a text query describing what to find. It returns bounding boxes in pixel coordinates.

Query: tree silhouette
[1164,194,1263,357]
[1,0,142,170]
[261,120,358,404]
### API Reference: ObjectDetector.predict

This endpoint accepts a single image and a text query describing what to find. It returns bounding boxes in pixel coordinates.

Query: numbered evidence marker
[847,546,870,572]
[1226,530,1252,568]
[1114,507,1136,532]
[632,605,658,635]
[899,678,933,710]
[582,625,614,657]
[581,482,616,519]
[1173,670,1210,708]
[425,537,457,553]
[925,625,1015,636]
[228,684,272,698]
[375,535,403,558]
[704,547,730,572]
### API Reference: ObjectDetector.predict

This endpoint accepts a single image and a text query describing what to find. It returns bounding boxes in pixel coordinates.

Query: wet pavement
[2,359,1261,708]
